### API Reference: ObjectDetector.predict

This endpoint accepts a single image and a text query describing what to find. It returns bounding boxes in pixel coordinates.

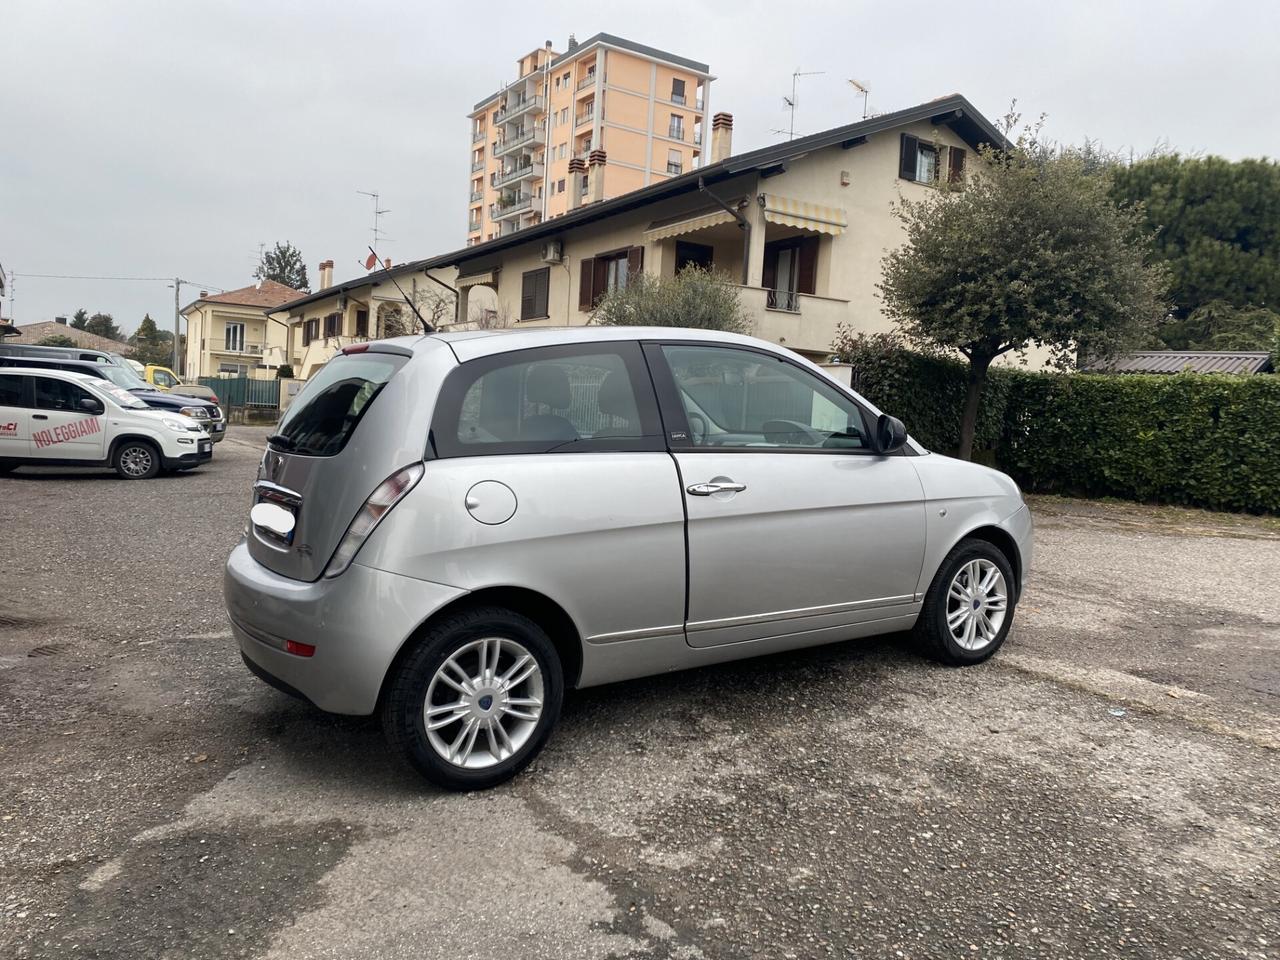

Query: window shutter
[578,257,595,311]
[948,146,966,183]
[536,268,550,318]
[796,237,819,296]
[592,257,609,305]
[521,270,537,320]
[761,242,778,291]
[627,246,644,279]
[899,133,918,181]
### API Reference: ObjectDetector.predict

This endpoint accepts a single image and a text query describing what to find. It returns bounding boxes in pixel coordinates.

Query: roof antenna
[784,69,825,140]
[366,246,433,335]
[847,79,869,120]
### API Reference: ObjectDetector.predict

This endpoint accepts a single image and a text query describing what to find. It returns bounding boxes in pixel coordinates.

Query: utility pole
[172,277,181,372]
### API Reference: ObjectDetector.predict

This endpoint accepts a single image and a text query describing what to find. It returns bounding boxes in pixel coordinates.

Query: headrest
[526,364,571,409]
[596,369,636,419]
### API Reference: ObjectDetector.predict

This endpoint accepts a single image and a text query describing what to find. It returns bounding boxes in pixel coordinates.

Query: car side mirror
[871,414,907,454]
[79,397,104,414]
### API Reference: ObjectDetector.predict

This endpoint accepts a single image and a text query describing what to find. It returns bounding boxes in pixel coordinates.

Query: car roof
[1,366,101,382]
[403,326,788,365]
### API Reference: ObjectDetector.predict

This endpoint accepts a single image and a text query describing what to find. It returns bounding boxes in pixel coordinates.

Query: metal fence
[197,376,280,409]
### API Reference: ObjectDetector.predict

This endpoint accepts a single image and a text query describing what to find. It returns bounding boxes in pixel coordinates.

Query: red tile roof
[197,280,305,309]
[4,321,135,355]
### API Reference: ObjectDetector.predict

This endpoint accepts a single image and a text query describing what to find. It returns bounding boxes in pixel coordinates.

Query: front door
[28,375,108,461]
[0,373,32,459]
[648,342,927,648]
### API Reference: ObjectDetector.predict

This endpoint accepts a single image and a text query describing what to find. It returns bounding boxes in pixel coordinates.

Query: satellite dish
[364,251,378,270]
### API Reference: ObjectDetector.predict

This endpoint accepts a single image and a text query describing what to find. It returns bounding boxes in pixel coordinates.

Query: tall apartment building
[466,33,712,244]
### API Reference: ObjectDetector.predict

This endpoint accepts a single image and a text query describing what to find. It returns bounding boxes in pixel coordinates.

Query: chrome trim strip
[585,624,686,645]
[686,594,917,633]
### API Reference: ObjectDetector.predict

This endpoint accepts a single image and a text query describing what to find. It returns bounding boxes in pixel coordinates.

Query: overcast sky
[4,0,1278,337]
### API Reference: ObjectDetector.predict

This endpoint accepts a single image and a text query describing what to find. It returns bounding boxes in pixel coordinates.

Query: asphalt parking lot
[2,427,1277,960]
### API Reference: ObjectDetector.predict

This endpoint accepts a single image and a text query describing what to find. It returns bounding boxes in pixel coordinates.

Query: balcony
[766,289,799,313]
[576,73,596,91]
[491,194,533,220]
[671,92,686,106]
[575,108,594,128]
[469,189,483,203]
[210,340,266,356]
[493,127,545,157]
[494,94,544,125]
[493,161,544,188]
[471,129,485,143]
[668,124,685,142]
[470,159,484,173]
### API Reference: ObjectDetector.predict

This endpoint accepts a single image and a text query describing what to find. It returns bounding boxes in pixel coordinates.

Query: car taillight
[322,463,425,579]
[210,394,220,405]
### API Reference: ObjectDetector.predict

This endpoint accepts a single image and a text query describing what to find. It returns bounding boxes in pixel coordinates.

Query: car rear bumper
[224,540,467,715]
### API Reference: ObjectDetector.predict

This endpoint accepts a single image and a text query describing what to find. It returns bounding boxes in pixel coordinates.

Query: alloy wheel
[945,559,1008,651]
[120,446,153,478]
[423,637,544,769]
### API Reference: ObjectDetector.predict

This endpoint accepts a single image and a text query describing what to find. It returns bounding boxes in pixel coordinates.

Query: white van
[0,367,211,479]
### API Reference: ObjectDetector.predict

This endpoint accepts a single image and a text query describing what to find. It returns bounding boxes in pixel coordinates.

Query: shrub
[833,330,1280,513]
[276,364,295,379]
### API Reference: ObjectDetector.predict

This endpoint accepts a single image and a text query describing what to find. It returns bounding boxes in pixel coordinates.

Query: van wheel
[0,460,18,475]
[913,538,1017,666]
[114,441,160,480]
[382,606,564,791]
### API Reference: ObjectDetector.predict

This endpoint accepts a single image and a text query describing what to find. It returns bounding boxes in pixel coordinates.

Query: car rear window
[270,353,407,456]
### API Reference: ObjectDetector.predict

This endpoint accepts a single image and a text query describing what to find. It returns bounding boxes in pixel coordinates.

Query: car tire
[113,440,161,480]
[382,606,564,791]
[913,538,1017,666]
[0,460,18,475]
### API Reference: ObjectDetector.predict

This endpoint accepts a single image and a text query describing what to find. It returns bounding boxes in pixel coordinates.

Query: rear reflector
[285,640,316,657]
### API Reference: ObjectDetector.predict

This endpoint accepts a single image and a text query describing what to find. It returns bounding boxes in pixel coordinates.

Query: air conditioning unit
[541,239,564,264]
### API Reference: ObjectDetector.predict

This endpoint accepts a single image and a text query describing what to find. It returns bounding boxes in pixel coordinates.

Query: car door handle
[32,414,48,420]
[687,480,747,496]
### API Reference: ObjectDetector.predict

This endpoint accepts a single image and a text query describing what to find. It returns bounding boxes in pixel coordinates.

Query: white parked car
[0,367,211,479]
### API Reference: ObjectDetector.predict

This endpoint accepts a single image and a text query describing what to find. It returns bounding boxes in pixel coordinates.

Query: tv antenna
[782,69,825,140]
[356,190,392,248]
[847,79,870,120]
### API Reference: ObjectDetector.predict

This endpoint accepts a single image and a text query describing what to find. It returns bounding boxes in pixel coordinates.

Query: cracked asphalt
[1,428,1277,959]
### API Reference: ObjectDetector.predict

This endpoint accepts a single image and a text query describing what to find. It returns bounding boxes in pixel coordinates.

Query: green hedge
[837,336,1280,513]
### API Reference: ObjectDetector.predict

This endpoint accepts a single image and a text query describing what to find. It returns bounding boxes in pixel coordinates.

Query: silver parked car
[225,327,1031,790]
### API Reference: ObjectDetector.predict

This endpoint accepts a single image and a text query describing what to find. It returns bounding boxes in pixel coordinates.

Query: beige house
[274,95,1004,375]
[468,33,712,244]
[181,280,304,379]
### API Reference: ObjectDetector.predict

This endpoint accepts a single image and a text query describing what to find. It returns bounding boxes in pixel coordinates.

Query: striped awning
[643,208,736,241]
[760,194,847,236]
[456,269,497,288]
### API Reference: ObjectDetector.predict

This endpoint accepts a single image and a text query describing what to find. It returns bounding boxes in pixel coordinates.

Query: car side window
[155,370,175,387]
[431,343,662,457]
[658,344,869,450]
[0,374,25,408]
[33,378,92,412]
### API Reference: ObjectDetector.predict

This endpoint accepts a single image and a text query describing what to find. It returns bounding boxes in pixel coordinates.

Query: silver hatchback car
[226,327,1031,790]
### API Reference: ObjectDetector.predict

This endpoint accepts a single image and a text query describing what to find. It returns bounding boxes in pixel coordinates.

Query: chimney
[710,113,733,163]
[319,259,334,289]
[567,157,586,210]
[199,291,208,299]
[567,33,578,51]
[383,257,392,270]
[587,149,607,204]
[55,315,67,325]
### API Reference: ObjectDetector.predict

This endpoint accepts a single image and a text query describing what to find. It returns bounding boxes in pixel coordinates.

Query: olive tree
[593,266,751,333]
[879,124,1168,459]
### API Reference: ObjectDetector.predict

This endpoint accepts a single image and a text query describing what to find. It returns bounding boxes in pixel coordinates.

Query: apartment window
[898,134,961,184]
[559,143,567,159]
[218,362,248,376]
[224,321,245,352]
[520,267,550,320]
[580,174,589,195]
[562,72,570,83]
[666,149,682,175]
[558,178,566,194]
[668,114,684,140]
[578,247,643,310]
[671,78,686,105]
[554,76,561,89]
[355,309,369,338]
[561,107,569,124]
[302,318,319,346]
[323,313,340,338]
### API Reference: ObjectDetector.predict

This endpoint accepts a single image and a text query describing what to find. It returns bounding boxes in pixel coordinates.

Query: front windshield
[105,356,150,389]
[95,381,149,410]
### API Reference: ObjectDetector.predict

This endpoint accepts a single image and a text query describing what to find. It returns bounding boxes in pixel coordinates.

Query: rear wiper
[266,433,297,451]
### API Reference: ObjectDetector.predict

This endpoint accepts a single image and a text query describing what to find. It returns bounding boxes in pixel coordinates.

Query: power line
[14,272,225,292]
